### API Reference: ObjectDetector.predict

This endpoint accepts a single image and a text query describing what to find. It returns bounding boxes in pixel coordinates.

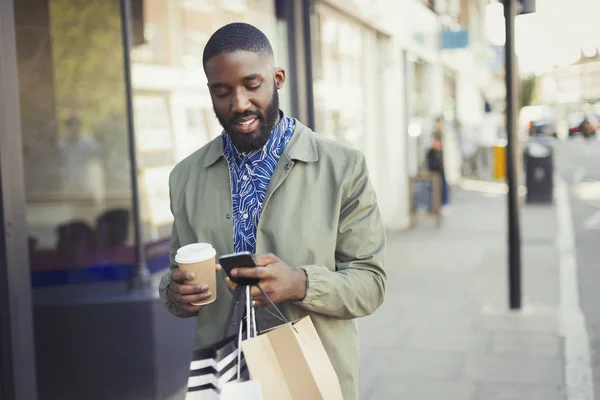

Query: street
[555,138,600,399]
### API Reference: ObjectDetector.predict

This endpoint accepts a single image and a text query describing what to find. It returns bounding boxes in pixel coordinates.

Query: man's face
[205,50,285,152]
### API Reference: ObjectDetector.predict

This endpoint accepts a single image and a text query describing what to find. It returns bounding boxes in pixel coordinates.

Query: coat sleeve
[158,169,198,318]
[294,153,387,319]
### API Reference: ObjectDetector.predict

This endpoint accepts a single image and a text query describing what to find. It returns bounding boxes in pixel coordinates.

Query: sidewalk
[358,182,565,399]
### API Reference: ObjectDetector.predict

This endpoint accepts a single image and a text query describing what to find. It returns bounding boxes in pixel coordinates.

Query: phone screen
[219,252,260,286]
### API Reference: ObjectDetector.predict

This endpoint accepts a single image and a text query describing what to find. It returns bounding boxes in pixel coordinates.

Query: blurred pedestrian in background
[427,134,449,207]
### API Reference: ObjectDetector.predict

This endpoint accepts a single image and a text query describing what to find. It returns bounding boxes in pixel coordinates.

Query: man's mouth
[233,116,260,134]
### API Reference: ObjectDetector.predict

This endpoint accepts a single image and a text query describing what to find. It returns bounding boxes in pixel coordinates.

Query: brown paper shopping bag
[241,316,343,400]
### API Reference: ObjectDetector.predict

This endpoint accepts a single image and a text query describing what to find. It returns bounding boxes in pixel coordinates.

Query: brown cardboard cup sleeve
[175,243,217,306]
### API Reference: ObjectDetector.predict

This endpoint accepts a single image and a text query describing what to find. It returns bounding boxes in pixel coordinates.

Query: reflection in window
[16,0,292,289]
[11,1,291,397]
[16,0,286,286]
[16,0,135,285]
[58,116,102,196]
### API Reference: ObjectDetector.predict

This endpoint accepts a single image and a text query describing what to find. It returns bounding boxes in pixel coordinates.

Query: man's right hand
[167,266,220,313]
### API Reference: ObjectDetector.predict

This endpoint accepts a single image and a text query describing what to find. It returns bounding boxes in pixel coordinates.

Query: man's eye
[247,84,261,91]
[214,91,230,98]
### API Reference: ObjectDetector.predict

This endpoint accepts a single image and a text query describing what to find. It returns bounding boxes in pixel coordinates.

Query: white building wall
[382,40,411,230]
[326,0,491,227]
[337,0,452,228]
[313,0,413,230]
[404,0,444,179]
[440,0,492,183]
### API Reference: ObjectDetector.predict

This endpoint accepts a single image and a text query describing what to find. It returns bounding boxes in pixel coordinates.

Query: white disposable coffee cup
[175,243,217,306]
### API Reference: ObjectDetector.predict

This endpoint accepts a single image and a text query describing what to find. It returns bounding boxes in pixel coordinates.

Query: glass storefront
[8,0,295,398]
[16,0,136,288]
[18,0,289,289]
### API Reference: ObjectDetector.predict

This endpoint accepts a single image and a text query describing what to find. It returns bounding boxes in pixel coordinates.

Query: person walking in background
[427,135,449,207]
[477,100,500,179]
[58,115,102,195]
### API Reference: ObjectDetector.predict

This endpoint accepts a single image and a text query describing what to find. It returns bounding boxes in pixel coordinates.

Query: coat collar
[203,119,318,167]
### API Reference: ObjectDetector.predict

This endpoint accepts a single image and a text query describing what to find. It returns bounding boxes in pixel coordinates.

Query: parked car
[528,119,557,137]
[568,113,599,138]
[519,105,557,139]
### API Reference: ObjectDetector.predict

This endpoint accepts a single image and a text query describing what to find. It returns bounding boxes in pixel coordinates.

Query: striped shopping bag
[185,285,258,400]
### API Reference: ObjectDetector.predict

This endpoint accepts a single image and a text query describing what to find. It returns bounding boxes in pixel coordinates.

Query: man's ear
[274,67,285,90]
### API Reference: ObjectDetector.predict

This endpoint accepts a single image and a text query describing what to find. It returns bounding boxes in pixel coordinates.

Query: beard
[214,88,280,153]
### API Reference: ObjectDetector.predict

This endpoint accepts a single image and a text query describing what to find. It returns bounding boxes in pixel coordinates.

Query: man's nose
[230,90,251,114]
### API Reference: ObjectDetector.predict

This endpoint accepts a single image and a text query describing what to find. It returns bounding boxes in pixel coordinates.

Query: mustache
[230,111,262,124]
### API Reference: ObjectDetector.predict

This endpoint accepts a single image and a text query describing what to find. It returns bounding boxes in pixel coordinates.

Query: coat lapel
[262,121,319,209]
[195,137,235,254]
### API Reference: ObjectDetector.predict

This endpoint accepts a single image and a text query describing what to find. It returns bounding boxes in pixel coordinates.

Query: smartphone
[219,251,260,286]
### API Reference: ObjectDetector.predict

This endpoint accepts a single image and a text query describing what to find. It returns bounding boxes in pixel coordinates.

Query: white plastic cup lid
[175,243,216,264]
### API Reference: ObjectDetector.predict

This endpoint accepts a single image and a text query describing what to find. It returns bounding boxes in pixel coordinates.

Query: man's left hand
[224,253,306,307]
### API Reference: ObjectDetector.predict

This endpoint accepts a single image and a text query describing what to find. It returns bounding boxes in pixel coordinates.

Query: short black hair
[202,23,274,69]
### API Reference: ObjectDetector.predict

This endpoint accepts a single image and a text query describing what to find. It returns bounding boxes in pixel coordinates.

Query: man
[159,22,386,399]
[477,100,499,179]
[58,115,101,195]
[427,135,448,206]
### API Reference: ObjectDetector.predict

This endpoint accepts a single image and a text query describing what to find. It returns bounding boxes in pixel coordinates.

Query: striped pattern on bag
[185,333,250,399]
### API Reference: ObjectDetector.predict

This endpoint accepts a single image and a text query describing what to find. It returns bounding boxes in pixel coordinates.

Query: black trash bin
[524,139,554,204]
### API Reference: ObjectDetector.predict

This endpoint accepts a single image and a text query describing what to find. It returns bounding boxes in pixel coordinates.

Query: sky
[486,0,600,75]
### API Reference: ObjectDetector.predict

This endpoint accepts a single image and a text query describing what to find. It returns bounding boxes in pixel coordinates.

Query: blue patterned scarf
[222,113,295,254]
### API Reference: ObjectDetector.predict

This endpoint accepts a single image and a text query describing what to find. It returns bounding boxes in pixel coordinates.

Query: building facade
[537,56,600,137]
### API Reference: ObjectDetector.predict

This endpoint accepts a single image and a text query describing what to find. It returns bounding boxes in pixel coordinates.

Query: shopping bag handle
[256,284,288,324]
[222,285,246,340]
[221,283,289,341]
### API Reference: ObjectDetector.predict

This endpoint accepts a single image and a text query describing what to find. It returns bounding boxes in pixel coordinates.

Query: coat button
[226,214,231,219]
[284,164,291,170]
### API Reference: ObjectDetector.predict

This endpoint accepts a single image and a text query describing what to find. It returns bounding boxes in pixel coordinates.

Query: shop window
[9,0,292,397]
[14,0,140,289]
